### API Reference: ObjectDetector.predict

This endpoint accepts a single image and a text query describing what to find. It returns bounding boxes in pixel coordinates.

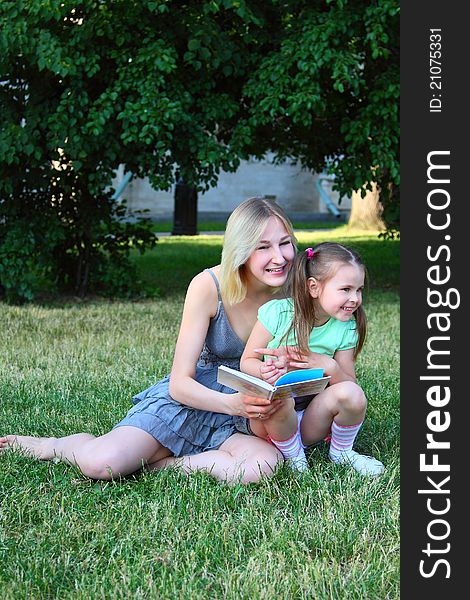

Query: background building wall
[115,156,351,221]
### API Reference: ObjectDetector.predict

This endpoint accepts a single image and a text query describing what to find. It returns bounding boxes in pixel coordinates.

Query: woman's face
[244,216,295,288]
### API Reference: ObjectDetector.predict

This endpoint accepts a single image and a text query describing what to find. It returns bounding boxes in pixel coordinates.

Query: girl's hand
[285,347,336,374]
[258,356,287,385]
[232,392,283,420]
[254,346,336,376]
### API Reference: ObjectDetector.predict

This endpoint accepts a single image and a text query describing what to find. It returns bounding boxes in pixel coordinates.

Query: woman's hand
[231,392,283,420]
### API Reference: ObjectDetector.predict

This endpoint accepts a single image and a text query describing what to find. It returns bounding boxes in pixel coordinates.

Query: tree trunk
[172,179,198,235]
[348,183,385,231]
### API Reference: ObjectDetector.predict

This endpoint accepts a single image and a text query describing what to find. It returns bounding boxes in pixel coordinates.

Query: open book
[217,365,331,401]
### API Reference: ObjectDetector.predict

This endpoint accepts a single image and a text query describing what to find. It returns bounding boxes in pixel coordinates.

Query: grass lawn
[0,229,399,599]
[151,219,344,233]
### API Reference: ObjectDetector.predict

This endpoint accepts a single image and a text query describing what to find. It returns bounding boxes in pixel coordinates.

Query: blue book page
[275,368,324,387]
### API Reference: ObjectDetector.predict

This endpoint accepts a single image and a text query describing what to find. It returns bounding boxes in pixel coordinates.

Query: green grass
[142,228,399,298]
[0,231,399,599]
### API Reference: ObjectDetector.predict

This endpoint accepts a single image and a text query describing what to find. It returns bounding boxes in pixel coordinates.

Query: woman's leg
[153,433,283,484]
[0,426,171,480]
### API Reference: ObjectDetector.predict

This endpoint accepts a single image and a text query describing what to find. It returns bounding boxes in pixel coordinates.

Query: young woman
[1,197,296,484]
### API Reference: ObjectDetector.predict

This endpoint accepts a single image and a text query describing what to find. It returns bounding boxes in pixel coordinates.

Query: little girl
[239,242,384,476]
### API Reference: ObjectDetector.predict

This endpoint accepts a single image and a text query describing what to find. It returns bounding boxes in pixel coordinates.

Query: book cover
[217,365,331,401]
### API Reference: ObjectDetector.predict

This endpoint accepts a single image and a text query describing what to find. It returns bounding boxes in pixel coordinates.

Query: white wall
[114,156,351,220]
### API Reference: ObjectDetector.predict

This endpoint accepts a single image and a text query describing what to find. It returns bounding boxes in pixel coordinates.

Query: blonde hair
[285,242,367,359]
[219,197,296,304]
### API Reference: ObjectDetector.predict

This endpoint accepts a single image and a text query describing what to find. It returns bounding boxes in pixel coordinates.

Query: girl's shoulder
[322,317,357,337]
[328,317,357,331]
[259,297,293,314]
[322,317,358,349]
[258,297,294,325]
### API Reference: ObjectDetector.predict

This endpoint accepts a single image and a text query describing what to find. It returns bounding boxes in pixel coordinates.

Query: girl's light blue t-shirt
[258,298,358,358]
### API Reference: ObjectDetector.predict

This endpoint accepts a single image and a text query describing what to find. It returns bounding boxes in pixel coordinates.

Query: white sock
[270,431,303,459]
[270,432,309,472]
[329,421,384,477]
[329,421,363,458]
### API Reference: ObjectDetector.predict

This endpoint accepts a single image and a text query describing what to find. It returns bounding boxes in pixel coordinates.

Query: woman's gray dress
[114,270,246,456]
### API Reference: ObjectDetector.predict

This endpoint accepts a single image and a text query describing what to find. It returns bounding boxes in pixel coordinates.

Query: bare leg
[249,398,308,472]
[299,381,383,476]
[0,427,171,480]
[154,433,282,484]
[299,381,367,446]
[249,398,297,441]
[1,434,95,460]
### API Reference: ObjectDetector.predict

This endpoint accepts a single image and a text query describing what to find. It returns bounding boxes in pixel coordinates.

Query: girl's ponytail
[282,250,317,355]
[352,303,367,359]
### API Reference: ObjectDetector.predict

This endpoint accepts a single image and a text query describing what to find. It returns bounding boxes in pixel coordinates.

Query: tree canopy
[0,0,399,301]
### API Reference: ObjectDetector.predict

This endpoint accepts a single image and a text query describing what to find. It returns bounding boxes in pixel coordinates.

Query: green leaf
[188,39,200,51]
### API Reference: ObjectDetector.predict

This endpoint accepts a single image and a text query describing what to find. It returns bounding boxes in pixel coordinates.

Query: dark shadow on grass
[133,236,400,300]
[5,235,399,307]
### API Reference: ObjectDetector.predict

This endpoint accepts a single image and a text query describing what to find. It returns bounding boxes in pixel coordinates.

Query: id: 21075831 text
[429,28,442,113]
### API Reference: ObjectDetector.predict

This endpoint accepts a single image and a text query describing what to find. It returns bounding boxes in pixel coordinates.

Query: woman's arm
[168,272,274,417]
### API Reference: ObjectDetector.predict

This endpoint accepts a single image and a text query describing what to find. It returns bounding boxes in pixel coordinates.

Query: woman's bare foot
[0,435,58,460]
